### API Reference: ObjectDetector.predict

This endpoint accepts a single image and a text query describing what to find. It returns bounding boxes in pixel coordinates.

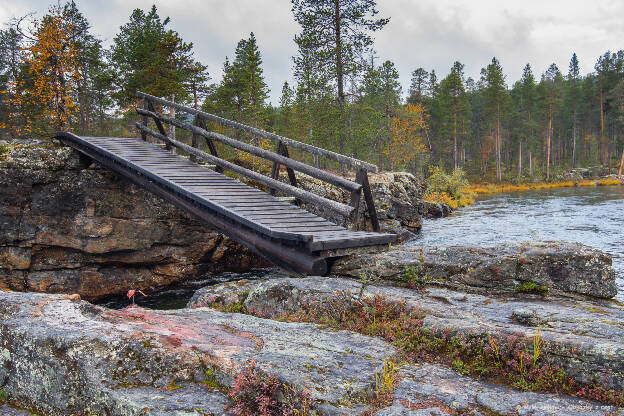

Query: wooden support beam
[146,101,170,151]
[195,117,223,173]
[349,169,366,230]
[136,123,355,218]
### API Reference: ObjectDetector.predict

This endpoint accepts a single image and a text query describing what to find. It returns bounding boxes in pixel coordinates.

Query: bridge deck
[58,134,396,273]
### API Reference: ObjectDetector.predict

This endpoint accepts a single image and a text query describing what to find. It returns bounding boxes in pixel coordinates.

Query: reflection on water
[409,185,624,299]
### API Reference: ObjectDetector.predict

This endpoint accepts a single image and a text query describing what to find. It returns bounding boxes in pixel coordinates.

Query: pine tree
[542,64,563,179]
[408,68,428,105]
[567,53,581,167]
[291,0,388,152]
[480,57,508,180]
[439,61,470,170]
[379,60,402,169]
[111,5,194,106]
[243,33,269,128]
[278,81,295,136]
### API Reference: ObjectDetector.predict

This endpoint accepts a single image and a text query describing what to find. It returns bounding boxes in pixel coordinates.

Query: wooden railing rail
[135,91,382,232]
[136,91,378,173]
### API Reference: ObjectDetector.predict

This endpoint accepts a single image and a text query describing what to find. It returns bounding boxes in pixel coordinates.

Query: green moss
[0,144,11,161]
[166,381,183,390]
[201,368,225,390]
[0,390,7,402]
[515,282,549,295]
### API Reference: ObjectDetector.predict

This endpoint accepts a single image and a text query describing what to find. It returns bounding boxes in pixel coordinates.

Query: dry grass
[469,177,623,195]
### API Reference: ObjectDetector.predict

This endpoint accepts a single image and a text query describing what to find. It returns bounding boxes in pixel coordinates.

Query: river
[408,185,624,299]
[101,185,624,309]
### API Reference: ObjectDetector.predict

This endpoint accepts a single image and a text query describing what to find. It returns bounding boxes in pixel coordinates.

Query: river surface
[409,185,624,298]
[100,185,624,309]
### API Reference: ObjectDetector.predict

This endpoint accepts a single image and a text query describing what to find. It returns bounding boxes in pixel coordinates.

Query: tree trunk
[518,140,522,179]
[453,110,457,171]
[618,145,624,176]
[600,78,606,166]
[496,111,502,181]
[546,107,552,180]
[334,0,343,107]
[572,108,577,168]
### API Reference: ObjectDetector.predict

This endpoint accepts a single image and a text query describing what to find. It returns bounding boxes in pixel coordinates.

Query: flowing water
[100,185,624,309]
[408,185,624,299]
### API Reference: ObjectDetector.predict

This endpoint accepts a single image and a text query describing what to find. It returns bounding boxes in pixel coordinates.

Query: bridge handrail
[135,91,381,231]
[135,91,378,173]
[135,123,354,218]
[136,108,362,194]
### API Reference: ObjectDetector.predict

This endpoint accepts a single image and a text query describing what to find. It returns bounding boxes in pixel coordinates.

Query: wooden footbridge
[56,92,396,275]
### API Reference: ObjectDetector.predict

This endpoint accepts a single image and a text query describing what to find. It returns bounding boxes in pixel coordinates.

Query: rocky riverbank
[2,141,623,414]
[0,241,622,415]
[0,142,267,300]
[0,142,429,299]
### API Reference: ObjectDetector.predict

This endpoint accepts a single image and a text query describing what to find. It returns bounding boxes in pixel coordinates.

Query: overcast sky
[2,0,623,104]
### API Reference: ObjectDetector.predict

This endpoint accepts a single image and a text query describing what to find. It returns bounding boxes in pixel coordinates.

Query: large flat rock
[189,276,624,391]
[0,290,394,415]
[375,364,622,416]
[332,241,617,298]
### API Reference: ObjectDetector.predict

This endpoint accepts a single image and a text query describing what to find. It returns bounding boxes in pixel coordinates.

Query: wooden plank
[255,218,333,225]
[136,123,354,218]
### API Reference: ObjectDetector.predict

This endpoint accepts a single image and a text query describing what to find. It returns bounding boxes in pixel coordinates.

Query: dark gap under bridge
[56,91,397,275]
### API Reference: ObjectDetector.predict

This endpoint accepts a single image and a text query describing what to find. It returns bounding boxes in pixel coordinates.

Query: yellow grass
[469,177,623,196]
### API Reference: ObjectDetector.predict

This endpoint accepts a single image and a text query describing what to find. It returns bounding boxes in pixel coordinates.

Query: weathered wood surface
[136,123,354,217]
[136,108,362,193]
[57,133,396,264]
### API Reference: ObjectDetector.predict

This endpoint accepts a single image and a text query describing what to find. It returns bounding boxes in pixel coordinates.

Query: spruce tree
[408,68,428,105]
[480,57,508,180]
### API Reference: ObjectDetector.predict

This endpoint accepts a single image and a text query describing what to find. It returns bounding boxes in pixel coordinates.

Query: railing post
[146,100,171,150]
[190,115,199,162]
[196,117,223,173]
[140,98,149,141]
[358,169,380,232]
[349,169,366,230]
[270,140,281,195]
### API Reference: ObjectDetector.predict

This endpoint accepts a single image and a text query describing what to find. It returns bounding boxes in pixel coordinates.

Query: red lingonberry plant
[226,360,313,416]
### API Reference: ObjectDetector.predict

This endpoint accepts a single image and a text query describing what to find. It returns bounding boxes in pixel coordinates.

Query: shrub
[227,360,313,416]
[424,166,474,208]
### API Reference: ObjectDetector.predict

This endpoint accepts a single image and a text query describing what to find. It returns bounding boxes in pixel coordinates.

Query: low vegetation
[226,359,314,416]
[470,177,623,195]
[515,282,549,295]
[266,293,624,408]
[423,166,475,209]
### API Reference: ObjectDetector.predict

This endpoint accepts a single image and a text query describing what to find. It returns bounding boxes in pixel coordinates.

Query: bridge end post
[358,169,380,232]
[140,98,149,141]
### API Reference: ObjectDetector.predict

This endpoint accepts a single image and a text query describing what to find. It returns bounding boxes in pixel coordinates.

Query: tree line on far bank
[1,0,623,181]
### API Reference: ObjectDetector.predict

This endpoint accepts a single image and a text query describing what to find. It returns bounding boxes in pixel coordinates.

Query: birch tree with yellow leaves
[5,4,83,135]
